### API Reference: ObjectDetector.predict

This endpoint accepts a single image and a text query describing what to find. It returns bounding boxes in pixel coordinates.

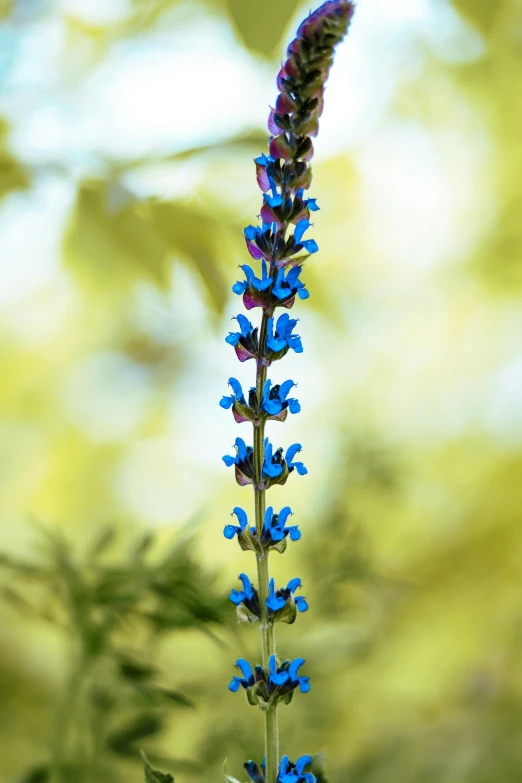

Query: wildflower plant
[222,3,355,783]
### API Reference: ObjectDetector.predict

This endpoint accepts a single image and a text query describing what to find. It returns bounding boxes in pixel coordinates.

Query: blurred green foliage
[1,0,521,782]
[0,525,227,782]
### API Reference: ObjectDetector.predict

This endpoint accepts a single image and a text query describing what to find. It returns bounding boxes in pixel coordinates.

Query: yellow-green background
[1,0,521,781]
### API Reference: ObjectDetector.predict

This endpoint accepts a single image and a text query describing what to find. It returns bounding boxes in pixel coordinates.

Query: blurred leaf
[451,0,505,35]
[118,658,157,683]
[87,525,116,560]
[225,0,303,57]
[158,689,194,708]
[309,752,329,783]
[142,751,174,783]
[63,180,170,290]
[16,765,49,783]
[108,714,163,756]
[0,118,30,200]
[152,201,229,312]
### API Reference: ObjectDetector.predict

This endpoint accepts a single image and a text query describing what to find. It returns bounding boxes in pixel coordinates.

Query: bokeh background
[1,0,521,781]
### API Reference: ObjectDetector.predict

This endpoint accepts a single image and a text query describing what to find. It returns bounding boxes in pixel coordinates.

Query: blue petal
[232,281,247,295]
[288,398,301,414]
[240,264,256,282]
[223,524,239,539]
[271,669,289,686]
[298,287,310,299]
[295,596,309,612]
[288,657,305,682]
[279,756,290,777]
[294,219,310,244]
[275,313,291,335]
[244,226,259,240]
[285,266,302,287]
[277,506,293,526]
[306,198,320,211]
[267,593,286,612]
[264,398,283,415]
[293,462,308,475]
[287,525,301,541]
[288,334,303,353]
[298,676,311,693]
[264,506,274,529]
[286,443,302,464]
[270,526,285,542]
[301,239,318,254]
[219,395,234,409]
[279,379,296,401]
[222,455,236,467]
[228,677,241,692]
[263,193,284,208]
[238,572,254,599]
[229,589,245,605]
[228,377,244,399]
[232,507,248,531]
[225,332,240,346]
[235,437,248,461]
[295,756,312,776]
[287,577,301,593]
[236,313,253,337]
[263,460,283,478]
[236,658,253,682]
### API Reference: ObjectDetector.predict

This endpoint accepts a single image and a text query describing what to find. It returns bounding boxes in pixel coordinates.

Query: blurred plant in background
[0,524,227,782]
[1,0,522,781]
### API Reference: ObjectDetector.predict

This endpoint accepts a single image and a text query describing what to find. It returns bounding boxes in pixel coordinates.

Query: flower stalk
[222,3,355,782]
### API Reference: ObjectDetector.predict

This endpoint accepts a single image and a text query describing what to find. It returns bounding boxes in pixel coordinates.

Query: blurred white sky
[0,0,520,526]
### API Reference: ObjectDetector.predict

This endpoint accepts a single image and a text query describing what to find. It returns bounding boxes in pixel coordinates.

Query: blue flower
[272,265,309,302]
[233,259,272,294]
[262,506,301,546]
[278,756,316,783]
[268,655,310,694]
[242,225,274,263]
[220,377,246,410]
[266,313,303,358]
[285,443,308,475]
[266,578,286,612]
[225,314,258,363]
[266,577,309,618]
[293,219,318,254]
[223,506,248,540]
[229,658,255,692]
[222,436,248,466]
[223,437,255,486]
[262,379,300,417]
[230,573,255,605]
[262,438,284,479]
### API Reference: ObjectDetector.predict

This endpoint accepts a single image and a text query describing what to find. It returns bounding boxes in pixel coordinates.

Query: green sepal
[267,462,290,487]
[246,686,260,707]
[232,399,256,424]
[269,536,287,555]
[237,527,258,553]
[141,751,174,783]
[236,603,259,624]
[273,593,297,624]
[280,690,294,706]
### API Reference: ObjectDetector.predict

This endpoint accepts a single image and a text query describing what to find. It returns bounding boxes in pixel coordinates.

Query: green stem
[254,309,279,783]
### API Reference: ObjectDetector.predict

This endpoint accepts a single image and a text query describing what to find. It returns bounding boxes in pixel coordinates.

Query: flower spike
[219,2,354,780]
